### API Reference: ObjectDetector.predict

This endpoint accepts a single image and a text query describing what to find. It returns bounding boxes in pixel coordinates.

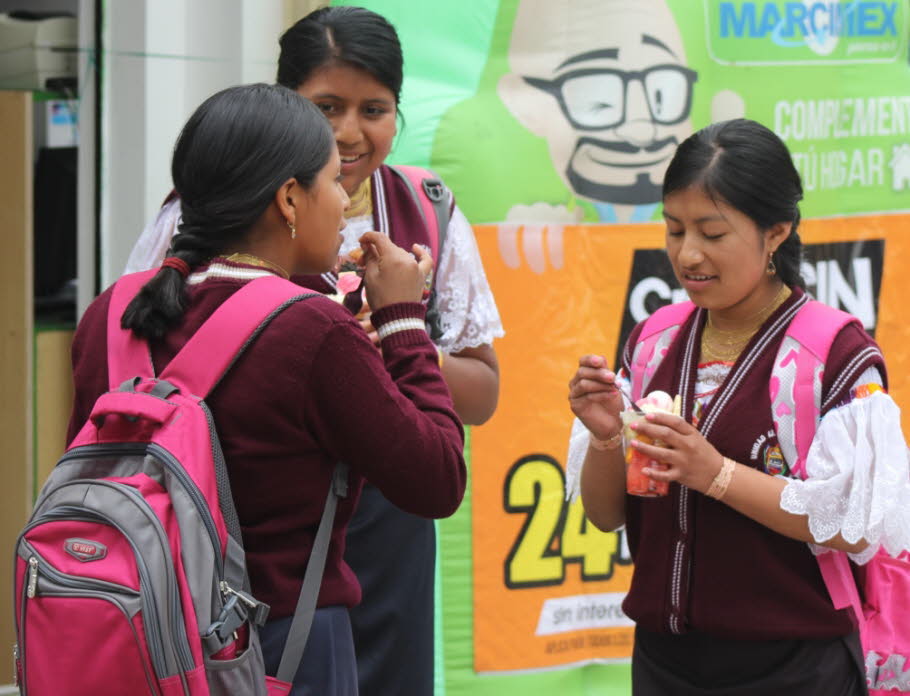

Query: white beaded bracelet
[377,318,427,341]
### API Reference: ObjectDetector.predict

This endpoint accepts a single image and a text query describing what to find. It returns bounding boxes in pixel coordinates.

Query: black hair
[121,83,334,339]
[662,118,806,289]
[276,5,403,104]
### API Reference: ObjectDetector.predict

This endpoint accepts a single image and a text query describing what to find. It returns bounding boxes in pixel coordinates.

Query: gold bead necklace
[222,253,290,279]
[345,178,373,219]
[701,284,791,363]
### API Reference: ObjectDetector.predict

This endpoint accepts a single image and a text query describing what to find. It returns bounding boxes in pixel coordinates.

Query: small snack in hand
[621,389,675,497]
[330,248,369,317]
[340,273,367,317]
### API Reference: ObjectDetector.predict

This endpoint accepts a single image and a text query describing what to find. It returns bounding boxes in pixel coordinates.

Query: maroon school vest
[619,287,885,640]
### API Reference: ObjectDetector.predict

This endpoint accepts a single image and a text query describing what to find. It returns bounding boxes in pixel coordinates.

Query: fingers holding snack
[357,231,384,264]
[569,368,623,407]
[568,355,624,443]
[334,246,366,276]
[358,232,432,310]
[348,246,365,268]
[569,355,618,394]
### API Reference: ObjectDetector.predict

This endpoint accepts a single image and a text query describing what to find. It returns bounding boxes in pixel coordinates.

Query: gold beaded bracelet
[589,431,623,451]
[706,457,736,500]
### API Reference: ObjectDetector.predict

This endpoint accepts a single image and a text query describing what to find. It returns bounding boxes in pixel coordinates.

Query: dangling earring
[288,220,296,240]
[767,253,777,276]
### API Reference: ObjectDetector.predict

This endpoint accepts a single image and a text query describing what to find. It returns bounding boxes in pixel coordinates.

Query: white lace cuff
[565,418,593,502]
[780,391,910,564]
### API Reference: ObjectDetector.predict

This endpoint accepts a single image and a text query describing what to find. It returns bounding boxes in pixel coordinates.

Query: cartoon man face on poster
[499,0,698,224]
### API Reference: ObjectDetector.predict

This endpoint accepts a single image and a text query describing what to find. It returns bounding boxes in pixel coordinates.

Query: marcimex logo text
[708,1,903,63]
[719,2,899,41]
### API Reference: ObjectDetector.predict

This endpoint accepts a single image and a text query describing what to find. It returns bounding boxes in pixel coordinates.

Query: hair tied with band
[161,256,191,278]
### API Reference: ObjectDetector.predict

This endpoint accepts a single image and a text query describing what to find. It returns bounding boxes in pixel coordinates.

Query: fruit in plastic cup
[621,411,669,497]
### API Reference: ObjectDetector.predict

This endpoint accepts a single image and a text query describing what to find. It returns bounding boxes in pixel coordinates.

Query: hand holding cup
[622,390,679,497]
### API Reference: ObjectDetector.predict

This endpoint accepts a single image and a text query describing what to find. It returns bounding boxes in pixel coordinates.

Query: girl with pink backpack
[63,83,466,695]
[567,118,910,695]
[124,10,504,693]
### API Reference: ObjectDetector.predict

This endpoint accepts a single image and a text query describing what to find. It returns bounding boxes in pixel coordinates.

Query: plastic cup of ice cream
[622,391,676,497]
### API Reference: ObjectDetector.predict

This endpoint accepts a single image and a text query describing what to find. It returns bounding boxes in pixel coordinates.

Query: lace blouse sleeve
[432,203,504,354]
[123,197,182,274]
[779,366,910,564]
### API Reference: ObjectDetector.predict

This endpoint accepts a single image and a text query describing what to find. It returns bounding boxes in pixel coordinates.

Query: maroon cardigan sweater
[67,265,466,619]
[619,287,885,639]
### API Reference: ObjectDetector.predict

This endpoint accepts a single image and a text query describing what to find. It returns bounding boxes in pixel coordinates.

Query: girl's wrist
[590,431,623,451]
[705,457,737,500]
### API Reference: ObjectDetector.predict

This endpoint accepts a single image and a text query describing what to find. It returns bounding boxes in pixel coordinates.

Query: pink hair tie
[161,256,191,278]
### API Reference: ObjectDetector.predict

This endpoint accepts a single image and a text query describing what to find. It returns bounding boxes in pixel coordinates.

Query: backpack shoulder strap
[772,300,860,476]
[816,550,866,626]
[638,301,696,338]
[389,164,452,342]
[630,301,696,401]
[276,461,349,682]
[107,270,161,389]
[768,300,871,640]
[783,299,858,362]
[158,275,320,397]
[388,164,450,262]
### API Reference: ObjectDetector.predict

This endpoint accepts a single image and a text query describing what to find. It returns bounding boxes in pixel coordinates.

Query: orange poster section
[470,214,910,673]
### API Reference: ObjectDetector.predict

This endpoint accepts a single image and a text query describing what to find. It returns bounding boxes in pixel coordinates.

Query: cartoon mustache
[574,135,679,154]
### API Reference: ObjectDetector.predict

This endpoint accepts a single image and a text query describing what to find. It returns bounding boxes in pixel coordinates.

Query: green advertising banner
[330,1,910,694]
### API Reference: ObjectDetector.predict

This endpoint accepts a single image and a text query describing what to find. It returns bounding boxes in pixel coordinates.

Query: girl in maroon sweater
[568,119,910,694]
[68,84,466,695]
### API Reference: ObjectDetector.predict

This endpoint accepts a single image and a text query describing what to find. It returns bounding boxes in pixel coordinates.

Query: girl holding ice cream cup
[566,118,910,695]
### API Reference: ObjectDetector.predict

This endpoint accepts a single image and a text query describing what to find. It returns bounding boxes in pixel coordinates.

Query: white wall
[76,0,96,316]
[98,0,289,289]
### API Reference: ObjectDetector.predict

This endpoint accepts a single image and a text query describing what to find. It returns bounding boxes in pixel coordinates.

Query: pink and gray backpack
[631,299,910,694]
[14,271,345,695]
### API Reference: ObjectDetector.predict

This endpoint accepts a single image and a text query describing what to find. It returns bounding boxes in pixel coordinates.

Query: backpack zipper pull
[26,557,38,598]
[219,580,258,610]
[220,580,270,626]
